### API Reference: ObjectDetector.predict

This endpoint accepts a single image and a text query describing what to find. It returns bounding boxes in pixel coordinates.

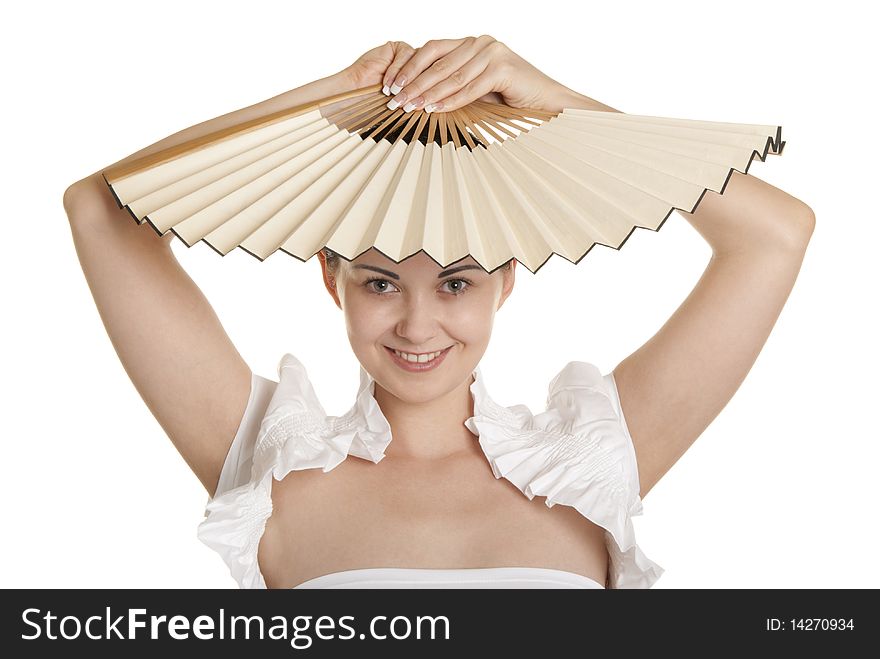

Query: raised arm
[531,87,817,499]
[561,101,813,500]
[610,170,815,499]
[63,69,355,497]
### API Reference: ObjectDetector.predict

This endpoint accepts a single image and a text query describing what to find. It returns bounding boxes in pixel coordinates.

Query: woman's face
[319,249,516,404]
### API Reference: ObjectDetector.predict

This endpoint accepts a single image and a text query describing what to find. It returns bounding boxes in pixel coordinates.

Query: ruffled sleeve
[211,371,278,500]
[464,360,664,589]
[196,353,393,589]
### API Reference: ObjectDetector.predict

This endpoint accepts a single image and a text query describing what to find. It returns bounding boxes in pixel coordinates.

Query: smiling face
[318,248,516,405]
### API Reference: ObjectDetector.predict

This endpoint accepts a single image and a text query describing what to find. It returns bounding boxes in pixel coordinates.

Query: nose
[394,294,443,348]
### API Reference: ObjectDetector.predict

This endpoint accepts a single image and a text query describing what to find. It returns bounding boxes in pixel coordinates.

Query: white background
[3,0,877,589]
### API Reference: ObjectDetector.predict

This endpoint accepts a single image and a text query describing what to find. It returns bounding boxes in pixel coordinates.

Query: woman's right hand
[340,38,505,106]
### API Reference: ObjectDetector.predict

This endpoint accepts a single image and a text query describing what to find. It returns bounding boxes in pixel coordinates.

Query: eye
[440,278,473,295]
[363,278,400,295]
[362,277,473,296]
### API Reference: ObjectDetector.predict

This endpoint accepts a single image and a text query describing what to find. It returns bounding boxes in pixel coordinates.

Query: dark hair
[322,247,344,277]
[322,247,512,277]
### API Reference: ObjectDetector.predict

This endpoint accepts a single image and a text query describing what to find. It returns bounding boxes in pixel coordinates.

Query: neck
[373,374,479,461]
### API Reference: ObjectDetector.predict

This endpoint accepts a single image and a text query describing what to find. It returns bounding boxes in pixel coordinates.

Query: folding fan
[102,83,784,274]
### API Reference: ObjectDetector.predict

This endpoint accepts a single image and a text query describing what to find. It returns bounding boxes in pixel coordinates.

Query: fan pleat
[369,141,426,262]
[152,124,343,242]
[174,128,347,250]
[195,127,347,253]
[456,149,526,273]
[496,139,631,252]
[491,143,605,257]
[280,138,395,260]
[512,129,672,232]
[237,134,366,259]
[564,112,771,152]
[390,142,436,263]
[538,121,735,192]
[417,143,447,266]
[472,145,559,272]
[114,111,324,204]
[319,139,410,260]
[130,119,333,226]
[520,126,707,214]
[564,108,781,147]
[448,146,498,272]
[138,125,333,231]
[550,115,751,168]
[558,115,772,175]
[103,88,782,273]
[437,142,472,267]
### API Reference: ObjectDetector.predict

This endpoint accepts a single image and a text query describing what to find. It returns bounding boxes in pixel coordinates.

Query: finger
[387,37,497,112]
[381,41,416,95]
[426,68,499,113]
[385,37,472,99]
[416,48,493,113]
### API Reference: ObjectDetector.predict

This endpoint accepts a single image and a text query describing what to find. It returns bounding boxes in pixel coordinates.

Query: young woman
[63,36,815,589]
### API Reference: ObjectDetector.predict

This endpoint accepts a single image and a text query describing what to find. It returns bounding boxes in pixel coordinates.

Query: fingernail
[382,85,390,96]
[386,98,400,110]
[425,102,444,113]
[403,101,416,112]
[389,79,405,94]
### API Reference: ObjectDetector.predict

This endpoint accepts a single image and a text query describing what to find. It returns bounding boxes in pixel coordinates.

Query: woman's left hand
[378,35,578,114]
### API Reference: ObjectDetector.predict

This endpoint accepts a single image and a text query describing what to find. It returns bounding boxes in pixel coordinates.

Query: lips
[384,345,452,371]
[385,346,452,358]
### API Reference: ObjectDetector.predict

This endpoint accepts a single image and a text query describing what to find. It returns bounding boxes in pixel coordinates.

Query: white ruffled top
[197,353,664,589]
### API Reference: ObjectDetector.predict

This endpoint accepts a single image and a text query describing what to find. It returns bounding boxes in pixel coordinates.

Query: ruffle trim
[197,353,393,589]
[198,354,664,589]
[465,360,664,589]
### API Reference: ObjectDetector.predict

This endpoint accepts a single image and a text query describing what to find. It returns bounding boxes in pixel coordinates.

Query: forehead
[348,249,487,278]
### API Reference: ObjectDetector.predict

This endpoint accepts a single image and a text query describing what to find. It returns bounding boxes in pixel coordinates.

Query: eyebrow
[351,264,484,280]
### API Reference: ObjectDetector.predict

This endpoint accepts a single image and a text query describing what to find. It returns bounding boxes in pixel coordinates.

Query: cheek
[342,295,389,338]
[441,296,497,344]
[462,317,495,349]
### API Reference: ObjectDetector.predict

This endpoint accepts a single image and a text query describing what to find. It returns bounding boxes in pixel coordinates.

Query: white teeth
[393,348,444,363]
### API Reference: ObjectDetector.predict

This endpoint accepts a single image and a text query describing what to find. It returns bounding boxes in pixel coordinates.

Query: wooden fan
[102,84,784,274]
